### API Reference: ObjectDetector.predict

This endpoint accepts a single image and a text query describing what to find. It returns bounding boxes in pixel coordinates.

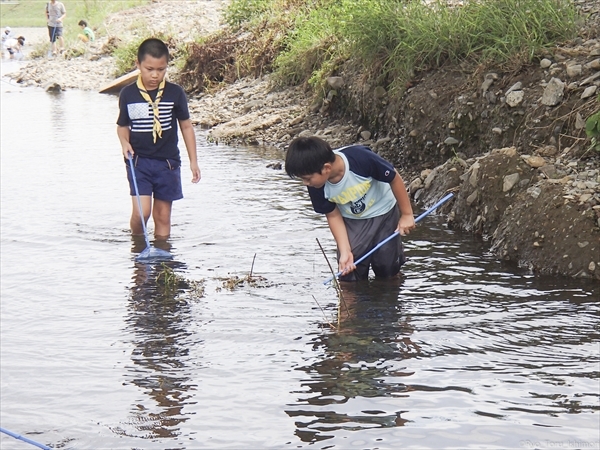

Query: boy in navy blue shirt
[285,136,415,281]
[117,38,201,239]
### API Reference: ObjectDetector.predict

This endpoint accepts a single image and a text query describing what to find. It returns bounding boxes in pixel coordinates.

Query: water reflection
[288,278,419,443]
[119,239,199,440]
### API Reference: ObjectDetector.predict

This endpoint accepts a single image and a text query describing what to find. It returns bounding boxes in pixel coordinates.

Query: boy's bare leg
[152,199,173,239]
[130,195,152,235]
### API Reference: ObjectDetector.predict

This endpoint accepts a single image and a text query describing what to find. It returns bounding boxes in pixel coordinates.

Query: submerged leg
[130,195,152,235]
[152,199,173,239]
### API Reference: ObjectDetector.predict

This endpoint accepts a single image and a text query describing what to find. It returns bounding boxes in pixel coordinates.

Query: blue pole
[323,192,454,284]
[0,427,52,450]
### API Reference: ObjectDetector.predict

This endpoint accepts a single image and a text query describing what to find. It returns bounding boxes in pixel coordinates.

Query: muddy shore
[4,0,599,280]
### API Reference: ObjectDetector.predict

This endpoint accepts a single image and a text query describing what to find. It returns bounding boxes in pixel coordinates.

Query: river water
[1,62,599,450]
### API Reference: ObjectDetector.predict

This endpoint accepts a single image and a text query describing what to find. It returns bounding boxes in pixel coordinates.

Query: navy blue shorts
[126,155,183,202]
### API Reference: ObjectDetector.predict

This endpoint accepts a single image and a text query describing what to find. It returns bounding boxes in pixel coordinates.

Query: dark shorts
[48,26,63,42]
[339,206,406,282]
[125,155,183,202]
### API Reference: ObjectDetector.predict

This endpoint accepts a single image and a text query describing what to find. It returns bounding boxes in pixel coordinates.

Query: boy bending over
[117,38,201,239]
[285,136,415,281]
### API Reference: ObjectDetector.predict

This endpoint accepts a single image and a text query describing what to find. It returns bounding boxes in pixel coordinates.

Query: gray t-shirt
[46,1,66,27]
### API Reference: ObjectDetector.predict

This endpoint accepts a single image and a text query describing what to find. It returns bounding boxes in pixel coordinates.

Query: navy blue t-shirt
[117,81,190,162]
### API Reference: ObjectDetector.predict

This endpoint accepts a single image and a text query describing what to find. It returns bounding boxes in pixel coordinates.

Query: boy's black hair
[78,20,87,27]
[285,136,336,178]
[137,38,170,63]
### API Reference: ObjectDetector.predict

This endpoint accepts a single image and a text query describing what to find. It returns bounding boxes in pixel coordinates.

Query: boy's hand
[338,251,356,275]
[396,215,416,236]
[122,144,134,159]
[190,161,201,183]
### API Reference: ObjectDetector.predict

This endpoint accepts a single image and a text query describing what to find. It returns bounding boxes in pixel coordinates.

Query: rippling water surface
[1,65,598,450]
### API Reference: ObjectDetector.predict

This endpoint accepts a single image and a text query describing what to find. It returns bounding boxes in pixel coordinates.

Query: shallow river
[1,62,599,450]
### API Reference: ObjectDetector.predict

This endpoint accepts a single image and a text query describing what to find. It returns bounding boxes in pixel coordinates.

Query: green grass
[224,0,578,95]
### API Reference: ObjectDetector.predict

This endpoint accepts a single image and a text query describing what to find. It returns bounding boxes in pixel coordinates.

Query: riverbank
[3,0,599,280]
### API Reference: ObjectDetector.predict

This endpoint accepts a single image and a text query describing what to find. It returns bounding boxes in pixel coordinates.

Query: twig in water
[312,295,337,330]
[250,253,257,278]
[315,238,350,318]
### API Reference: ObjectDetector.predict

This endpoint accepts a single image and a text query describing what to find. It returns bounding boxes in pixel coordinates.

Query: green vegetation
[224,0,578,94]
[0,0,147,37]
[112,33,186,76]
[155,263,205,299]
[585,97,600,153]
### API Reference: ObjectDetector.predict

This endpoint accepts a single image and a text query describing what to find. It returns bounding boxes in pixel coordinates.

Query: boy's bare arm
[390,170,415,235]
[326,208,355,274]
[117,125,133,158]
[179,119,201,183]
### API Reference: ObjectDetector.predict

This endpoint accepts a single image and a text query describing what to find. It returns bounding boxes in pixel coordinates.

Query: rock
[506,90,524,107]
[408,178,423,193]
[566,64,582,77]
[360,130,371,140]
[481,73,498,93]
[469,162,480,187]
[584,58,600,70]
[309,99,322,113]
[581,85,597,99]
[575,112,587,129]
[503,173,520,192]
[326,76,344,90]
[448,122,456,129]
[526,156,546,168]
[266,162,282,170]
[466,190,479,206]
[288,115,304,126]
[492,127,503,134]
[528,186,542,198]
[409,129,418,137]
[540,164,559,179]
[444,137,459,145]
[536,145,557,157]
[540,58,552,68]
[243,99,262,112]
[580,72,600,86]
[590,262,596,272]
[298,130,313,138]
[45,82,62,92]
[420,169,432,179]
[591,47,600,57]
[374,86,386,99]
[541,77,565,106]
[429,90,438,99]
[505,82,522,95]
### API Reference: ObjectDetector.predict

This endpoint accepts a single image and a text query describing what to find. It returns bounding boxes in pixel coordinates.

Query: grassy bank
[0,0,146,37]
[219,0,578,95]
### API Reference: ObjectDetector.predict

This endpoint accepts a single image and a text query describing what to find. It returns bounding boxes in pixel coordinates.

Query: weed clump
[155,263,205,299]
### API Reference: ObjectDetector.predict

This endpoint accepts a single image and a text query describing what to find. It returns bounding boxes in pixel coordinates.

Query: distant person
[1,26,13,59]
[2,26,12,44]
[77,20,95,42]
[285,136,415,281]
[46,0,66,55]
[117,38,201,239]
[3,36,25,60]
